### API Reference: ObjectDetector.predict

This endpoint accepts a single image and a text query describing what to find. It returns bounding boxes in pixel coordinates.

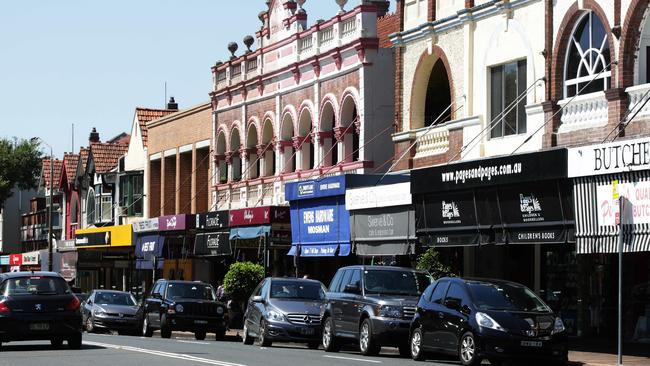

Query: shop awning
[349,205,417,255]
[195,232,231,256]
[574,173,650,253]
[135,234,164,270]
[288,243,351,257]
[354,242,415,256]
[229,226,271,240]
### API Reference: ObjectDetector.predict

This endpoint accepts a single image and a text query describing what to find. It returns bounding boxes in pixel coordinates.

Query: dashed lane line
[322,355,382,364]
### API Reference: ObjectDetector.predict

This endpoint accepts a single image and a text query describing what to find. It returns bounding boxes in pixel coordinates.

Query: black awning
[194,232,231,256]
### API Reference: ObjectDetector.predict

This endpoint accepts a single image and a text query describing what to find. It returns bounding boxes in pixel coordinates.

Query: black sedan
[0,272,82,350]
[83,290,140,335]
[410,277,568,366]
[243,278,327,349]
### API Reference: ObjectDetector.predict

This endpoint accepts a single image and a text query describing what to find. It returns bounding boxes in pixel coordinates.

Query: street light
[30,137,54,272]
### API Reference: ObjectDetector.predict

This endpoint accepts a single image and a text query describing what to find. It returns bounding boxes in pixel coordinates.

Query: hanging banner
[596,181,650,226]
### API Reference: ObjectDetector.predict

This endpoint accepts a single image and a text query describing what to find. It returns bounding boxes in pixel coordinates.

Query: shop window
[490,59,527,138]
[564,11,611,97]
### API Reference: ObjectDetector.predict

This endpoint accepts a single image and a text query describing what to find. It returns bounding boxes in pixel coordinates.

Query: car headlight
[216,306,224,315]
[476,312,505,332]
[266,310,285,322]
[93,308,107,317]
[552,317,565,335]
[377,305,402,318]
[175,304,184,313]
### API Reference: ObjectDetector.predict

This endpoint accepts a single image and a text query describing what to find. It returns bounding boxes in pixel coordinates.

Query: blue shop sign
[0,256,8,266]
[285,175,346,200]
[289,195,351,257]
[135,234,165,270]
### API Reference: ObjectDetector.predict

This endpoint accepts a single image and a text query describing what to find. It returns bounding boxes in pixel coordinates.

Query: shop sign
[229,206,290,226]
[75,225,133,248]
[194,232,231,256]
[55,239,76,252]
[351,206,415,242]
[285,175,346,200]
[568,137,650,178]
[158,215,194,231]
[9,254,22,266]
[290,196,350,246]
[412,149,568,193]
[22,251,40,266]
[132,218,159,233]
[196,211,229,230]
[0,256,9,265]
[75,231,111,247]
[135,235,164,269]
[596,180,650,226]
[346,183,411,210]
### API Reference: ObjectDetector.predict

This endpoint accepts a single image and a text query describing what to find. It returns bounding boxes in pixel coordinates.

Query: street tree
[0,138,42,208]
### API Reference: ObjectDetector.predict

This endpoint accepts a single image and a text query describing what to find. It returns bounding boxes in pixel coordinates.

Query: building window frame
[489,59,528,139]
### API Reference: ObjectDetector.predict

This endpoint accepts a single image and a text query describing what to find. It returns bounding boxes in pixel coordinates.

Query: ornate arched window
[564,11,611,97]
[86,188,95,225]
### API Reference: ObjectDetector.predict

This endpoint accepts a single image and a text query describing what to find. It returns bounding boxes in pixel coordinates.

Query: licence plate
[29,323,50,331]
[300,328,315,335]
[521,341,542,347]
[194,320,208,325]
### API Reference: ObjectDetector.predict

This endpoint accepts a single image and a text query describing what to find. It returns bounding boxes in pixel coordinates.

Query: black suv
[321,266,431,356]
[141,280,227,340]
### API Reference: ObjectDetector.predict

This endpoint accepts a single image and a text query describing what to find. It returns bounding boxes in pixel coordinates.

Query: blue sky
[0,1,357,156]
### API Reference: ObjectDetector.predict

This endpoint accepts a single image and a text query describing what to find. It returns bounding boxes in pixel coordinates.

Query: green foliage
[416,247,454,280]
[223,261,265,303]
[0,138,42,208]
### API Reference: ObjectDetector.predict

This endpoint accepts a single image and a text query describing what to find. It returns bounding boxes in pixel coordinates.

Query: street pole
[48,147,53,272]
[617,195,624,366]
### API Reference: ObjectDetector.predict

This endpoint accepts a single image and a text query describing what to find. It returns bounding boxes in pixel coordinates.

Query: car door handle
[438,312,444,319]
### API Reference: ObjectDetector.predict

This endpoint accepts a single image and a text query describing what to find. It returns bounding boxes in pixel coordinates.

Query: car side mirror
[251,296,265,304]
[344,283,361,294]
[444,298,461,311]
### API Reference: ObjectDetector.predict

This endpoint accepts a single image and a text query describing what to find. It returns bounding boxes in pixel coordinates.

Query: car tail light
[0,301,10,314]
[66,296,81,311]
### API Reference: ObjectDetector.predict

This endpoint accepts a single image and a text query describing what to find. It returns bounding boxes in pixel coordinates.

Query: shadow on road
[0,343,106,353]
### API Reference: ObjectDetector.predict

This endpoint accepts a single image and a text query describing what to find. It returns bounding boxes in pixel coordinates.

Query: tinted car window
[5,276,71,295]
[270,281,326,300]
[152,282,162,296]
[329,270,343,292]
[349,270,362,288]
[445,283,470,308]
[430,280,449,304]
[261,280,270,299]
[167,283,215,301]
[467,282,551,312]
[364,270,425,296]
[338,270,352,292]
[95,292,137,306]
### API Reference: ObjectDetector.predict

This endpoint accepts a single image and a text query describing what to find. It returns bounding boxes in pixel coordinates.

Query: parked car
[409,277,568,366]
[0,272,82,350]
[321,265,431,356]
[242,277,327,348]
[82,290,140,335]
[141,279,227,340]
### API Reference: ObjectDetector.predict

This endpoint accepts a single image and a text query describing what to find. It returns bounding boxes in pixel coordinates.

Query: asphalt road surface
[0,332,474,366]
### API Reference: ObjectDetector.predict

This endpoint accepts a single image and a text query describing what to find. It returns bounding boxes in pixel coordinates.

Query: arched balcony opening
[229,129,242,182]
[340,95,360,162]
[216,131,228,184]
[320,102,337,166]
[280,113,296,173]
[297,108,314,171]
[246,124,259,179]
[260,119,276,176]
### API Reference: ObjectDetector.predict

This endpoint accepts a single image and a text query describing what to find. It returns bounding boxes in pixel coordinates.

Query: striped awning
[574,171,650,254]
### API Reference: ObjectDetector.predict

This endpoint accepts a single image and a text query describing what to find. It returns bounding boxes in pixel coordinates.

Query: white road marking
[322,355,382,364]
[177,340,211,345]
[84,340,247,366]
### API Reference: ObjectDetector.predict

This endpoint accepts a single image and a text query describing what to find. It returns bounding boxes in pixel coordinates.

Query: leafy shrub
[223,261,264,303]
[416,247,454,280]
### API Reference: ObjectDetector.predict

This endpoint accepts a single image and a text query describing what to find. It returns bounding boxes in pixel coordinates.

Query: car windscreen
[3,276,71,296]
[95,292,137,306]
[166,283,215,301]
[364,270,429,296]
[467,282,551,312]
[270,281,326,300]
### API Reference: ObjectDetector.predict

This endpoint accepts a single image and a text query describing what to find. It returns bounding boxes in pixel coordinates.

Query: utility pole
[48,146,53,272]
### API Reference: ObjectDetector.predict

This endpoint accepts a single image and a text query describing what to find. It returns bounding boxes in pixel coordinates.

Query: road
[0,332,467,366]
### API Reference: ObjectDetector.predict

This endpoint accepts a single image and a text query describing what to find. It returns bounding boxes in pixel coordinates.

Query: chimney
[89,127,100,144]
[370,1,390,17]
[167,97,178,110]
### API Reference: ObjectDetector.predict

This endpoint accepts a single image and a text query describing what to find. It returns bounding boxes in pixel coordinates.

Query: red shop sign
[9,254,22,266]
[229,206,290,226]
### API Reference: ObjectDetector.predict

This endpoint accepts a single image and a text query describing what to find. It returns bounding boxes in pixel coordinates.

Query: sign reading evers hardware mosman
[411,149,568,193]
[568,137,650,178]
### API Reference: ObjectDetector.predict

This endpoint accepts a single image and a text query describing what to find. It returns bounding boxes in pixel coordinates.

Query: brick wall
[281,87,314,115]
[147,104,212,155]
[162,156,176,216]
[321,72,360,104]
[178,152,192,214]
[149,159,161,217]
[377,13,399,49]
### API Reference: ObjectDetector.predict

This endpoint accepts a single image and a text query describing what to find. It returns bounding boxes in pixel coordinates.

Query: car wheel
[142,316,153,337]
[242,323,254,345]
[194,330,206,340]
[51,339,63,348]
[160,315,172,339]
[307,341,320,350]
[257,320,272,347]
[68,333,82,350]
[322,317,340,352]
[359,319,380,356]
[459,331,481,366]
[410,326,426,361]
[85,317,95,333]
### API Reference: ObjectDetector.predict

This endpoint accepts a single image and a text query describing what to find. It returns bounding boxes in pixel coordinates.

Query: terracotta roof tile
[135,108,178,147]
[79,148,90,171]
[90,142,128,174]
[42,158,63,188]
[62,153,80,184]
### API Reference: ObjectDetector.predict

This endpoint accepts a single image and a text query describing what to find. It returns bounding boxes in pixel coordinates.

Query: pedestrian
[216,281,225,302]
